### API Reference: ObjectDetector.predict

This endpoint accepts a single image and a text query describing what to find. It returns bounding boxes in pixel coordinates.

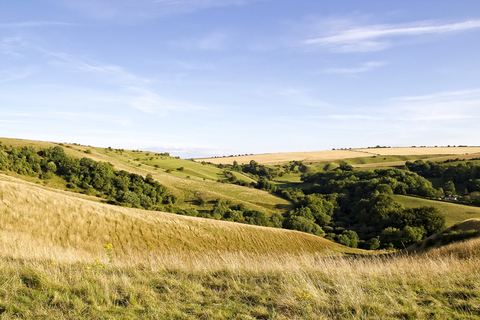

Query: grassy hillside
[0,174,360,258]
[0,234,479,319]
[407,218,480,254]
[393,195,480,227]
[0,137,290,216]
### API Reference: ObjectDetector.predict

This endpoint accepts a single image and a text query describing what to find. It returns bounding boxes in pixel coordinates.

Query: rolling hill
[0,173,363,262]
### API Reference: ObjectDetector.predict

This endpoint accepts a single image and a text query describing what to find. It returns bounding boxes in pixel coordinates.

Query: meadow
[0,233,479,319]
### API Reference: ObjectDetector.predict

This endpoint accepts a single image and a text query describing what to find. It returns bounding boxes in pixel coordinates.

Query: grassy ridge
[0,174,358,257]
[197,146,480,165]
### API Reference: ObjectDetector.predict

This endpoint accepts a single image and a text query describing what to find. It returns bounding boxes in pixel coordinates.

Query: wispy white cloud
[383,88,480,122]
[0,68,33,83]
[46,52,151,84]
[0,37,26,58]
[305,19,480,52]
[391,88,480,102]
[323,61,387,74]
[128,87,207,116]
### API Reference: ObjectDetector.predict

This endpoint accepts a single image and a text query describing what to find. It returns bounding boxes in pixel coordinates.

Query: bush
[284,216,325,237]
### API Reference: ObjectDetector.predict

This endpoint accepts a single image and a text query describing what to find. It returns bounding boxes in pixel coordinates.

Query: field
[393,195,480,227]
[197,146,480,165]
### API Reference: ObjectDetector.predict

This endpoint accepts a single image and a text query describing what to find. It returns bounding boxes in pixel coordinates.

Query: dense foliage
[0,145,172,209]
[406,159,480,205]
[274,168,444,249]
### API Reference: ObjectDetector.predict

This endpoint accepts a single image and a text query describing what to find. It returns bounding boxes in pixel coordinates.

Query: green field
[393,195,480,227]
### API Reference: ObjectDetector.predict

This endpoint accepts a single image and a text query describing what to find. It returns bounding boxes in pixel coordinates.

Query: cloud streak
[323,61,387,74]
[305,19,480,52]
[128,87,207,116]
[46,52,151,84]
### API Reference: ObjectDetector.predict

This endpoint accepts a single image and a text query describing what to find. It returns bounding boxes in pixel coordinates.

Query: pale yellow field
[196,149,374,165]
[355,152,480,168]
[197,146,480,165]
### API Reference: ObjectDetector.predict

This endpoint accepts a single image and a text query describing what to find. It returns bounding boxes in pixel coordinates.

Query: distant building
[444,195,458,201]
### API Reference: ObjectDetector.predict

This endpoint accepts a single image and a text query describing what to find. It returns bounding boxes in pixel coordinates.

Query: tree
[401,226,425,245]
[443,181,456,195]
[284,216,325,237]
[365,238,380,250]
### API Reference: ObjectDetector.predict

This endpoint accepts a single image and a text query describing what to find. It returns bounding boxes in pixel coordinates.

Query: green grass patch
[393,195,480,227]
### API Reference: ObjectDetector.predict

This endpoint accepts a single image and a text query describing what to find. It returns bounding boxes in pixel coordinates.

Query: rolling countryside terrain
[1,137,480,319]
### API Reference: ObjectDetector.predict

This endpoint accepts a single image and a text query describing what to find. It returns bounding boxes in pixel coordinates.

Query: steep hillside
[0,174,363,262]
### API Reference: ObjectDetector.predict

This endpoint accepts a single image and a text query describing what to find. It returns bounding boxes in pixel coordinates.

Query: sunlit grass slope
[393,195,480,227]
[0,174,361,261]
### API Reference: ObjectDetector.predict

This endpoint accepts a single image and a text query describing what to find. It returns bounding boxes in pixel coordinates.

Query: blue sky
[1,0,480,158]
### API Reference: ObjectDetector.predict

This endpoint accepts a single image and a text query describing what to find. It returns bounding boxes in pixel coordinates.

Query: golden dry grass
[0,239,478,319]
[196,150,374,165]
[0,174,362,265]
